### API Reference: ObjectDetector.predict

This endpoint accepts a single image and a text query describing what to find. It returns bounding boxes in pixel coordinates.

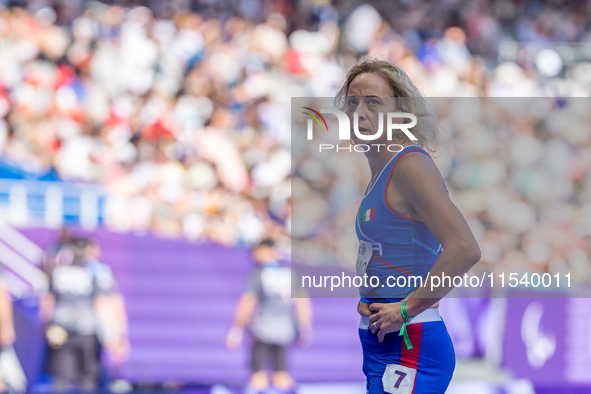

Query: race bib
[356,240,373,277]
[382,364,416,394]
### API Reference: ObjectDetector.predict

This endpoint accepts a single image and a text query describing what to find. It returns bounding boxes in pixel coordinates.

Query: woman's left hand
[368,302,405,343]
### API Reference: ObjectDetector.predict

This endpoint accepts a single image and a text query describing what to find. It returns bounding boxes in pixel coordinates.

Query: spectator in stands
[226,238,313,393]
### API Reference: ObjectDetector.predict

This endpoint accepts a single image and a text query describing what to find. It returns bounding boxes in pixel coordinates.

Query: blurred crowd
[437,98,591,287]
[0,0,589,279]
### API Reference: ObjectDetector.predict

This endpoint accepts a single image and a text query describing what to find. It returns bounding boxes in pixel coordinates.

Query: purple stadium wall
[18,227,365,385]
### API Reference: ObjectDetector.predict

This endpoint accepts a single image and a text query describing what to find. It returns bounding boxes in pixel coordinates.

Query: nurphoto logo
[302,107,418,153]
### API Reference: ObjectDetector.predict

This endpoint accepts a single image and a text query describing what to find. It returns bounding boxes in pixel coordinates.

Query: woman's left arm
[369,151,481,342]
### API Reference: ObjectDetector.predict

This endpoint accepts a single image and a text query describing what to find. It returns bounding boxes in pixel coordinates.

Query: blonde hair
[335,57,439,153]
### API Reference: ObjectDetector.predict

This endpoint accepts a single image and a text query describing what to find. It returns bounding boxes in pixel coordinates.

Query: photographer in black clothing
[40,238,112,392]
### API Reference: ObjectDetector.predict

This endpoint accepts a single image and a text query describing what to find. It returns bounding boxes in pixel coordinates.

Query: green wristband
[399,300,414,350]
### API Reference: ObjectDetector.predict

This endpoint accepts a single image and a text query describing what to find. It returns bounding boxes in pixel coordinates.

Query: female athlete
[338,58,481,394]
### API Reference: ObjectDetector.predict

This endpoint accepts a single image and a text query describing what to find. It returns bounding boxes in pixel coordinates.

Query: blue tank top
[355,145,442,303]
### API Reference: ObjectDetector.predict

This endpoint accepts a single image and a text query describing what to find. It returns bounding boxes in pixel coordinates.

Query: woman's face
[346,72,399,145]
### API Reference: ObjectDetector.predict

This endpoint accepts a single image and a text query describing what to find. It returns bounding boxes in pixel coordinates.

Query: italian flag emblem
[362,208,375,225]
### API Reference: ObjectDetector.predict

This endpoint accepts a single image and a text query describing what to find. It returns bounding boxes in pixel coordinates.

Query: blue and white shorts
[359,308,455,394]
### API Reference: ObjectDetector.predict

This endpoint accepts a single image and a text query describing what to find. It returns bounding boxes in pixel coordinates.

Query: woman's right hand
[358,300,373,317]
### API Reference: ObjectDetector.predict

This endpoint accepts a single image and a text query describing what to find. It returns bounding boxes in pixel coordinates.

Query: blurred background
[0,0,588,393]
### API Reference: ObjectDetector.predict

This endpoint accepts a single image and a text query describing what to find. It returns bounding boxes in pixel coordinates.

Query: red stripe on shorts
[400,322,422,394]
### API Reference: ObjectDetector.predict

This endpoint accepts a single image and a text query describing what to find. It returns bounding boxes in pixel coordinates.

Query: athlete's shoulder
[391,147,448,201]
[393,147,440,178]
